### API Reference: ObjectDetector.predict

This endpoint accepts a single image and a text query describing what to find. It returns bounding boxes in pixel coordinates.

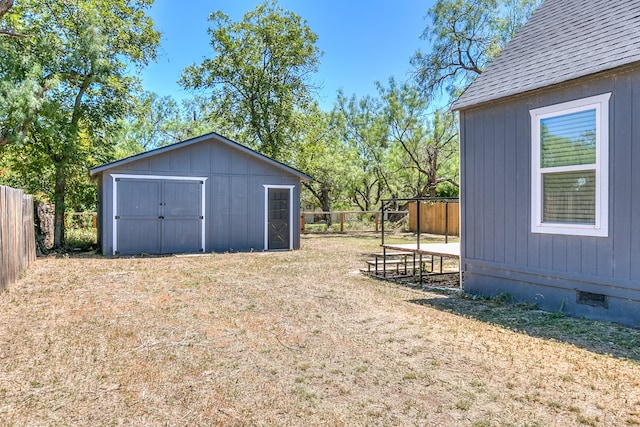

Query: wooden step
[366,258,408,274]
[367,259,406,266]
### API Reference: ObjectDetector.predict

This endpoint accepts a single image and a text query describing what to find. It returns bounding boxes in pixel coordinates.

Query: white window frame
[263,184,295,251]
[530,93,610,237]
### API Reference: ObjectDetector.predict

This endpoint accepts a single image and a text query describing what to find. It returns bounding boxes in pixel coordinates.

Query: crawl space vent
[576,291,608,308]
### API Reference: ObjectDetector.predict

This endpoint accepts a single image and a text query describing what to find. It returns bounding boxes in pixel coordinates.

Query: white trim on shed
[263,184,295,251]
[111,174,207,255]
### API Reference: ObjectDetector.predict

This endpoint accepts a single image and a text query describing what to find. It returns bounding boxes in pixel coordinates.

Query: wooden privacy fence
[0,185,36,292]
[408,200,459,236]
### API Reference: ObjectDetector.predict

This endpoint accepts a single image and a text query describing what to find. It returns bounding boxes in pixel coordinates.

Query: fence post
[445,201,449,243]
[416,199,421,249]
[374,212,379,232]
[300,214,305,233]
[381,207,385,245]
[340,212,345,232]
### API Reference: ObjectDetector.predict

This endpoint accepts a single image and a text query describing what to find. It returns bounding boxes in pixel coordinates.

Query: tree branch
[0,28,28,38]
[0,0,29,38]
[72,72,93,125]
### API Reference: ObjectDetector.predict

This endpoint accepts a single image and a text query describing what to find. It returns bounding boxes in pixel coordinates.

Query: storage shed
[453,0,640,326]
[90,132,310,255]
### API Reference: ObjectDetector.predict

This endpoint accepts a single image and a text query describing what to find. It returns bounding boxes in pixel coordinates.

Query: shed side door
[116,178,161,255]
[268,188,290,250]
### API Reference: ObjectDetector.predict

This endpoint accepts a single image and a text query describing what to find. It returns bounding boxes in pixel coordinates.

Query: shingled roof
[452,0,640,110]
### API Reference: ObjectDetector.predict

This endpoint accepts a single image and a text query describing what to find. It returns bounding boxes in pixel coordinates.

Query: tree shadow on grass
[408,291,640,363]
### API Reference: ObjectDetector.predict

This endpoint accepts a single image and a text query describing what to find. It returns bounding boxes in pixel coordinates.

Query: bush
[64,227,97,251]
[64,212,97,251]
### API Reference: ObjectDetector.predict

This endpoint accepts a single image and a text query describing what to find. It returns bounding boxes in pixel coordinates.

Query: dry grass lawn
[1,234,640,426]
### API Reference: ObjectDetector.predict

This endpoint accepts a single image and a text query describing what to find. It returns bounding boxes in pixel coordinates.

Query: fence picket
[408,201,460,236]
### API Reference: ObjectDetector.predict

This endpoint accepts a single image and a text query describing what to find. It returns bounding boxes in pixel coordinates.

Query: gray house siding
[460,66,640,325]
[94,136,305,255]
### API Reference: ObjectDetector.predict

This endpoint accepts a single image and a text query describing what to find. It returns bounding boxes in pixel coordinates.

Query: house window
[530,93,610,237]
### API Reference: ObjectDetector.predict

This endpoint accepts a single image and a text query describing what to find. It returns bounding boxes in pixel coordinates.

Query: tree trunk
[0,0,13,19]
[52,162,67,249]
[303,181,333,226]
[428,151,438,197]
[34,201,55,255]
[320,185,332,226]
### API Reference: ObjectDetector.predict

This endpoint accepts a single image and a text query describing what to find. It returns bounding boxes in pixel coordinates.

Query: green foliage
[549,299,567,319]
[0,0,14,21]
[313,81,460,213]
[411,0,542,99]
[179,0,322,161]
[0,0,544,237]
[115,91,215,158]
[64,212,97,251]
[332,90,390,211]
[0,0,160,248]
[291,106,353,212]
[64,227,97,251]
[378,78,459,198]
[492,292,515,305]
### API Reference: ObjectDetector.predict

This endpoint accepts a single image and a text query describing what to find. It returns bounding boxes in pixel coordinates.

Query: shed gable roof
[89,131,311,181]
[452,0,640,110]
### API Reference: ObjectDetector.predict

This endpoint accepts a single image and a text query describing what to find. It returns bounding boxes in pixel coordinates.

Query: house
[89,132,310,256]
[452,0,640,326]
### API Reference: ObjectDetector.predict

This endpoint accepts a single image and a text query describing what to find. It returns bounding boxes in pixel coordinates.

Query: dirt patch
[1,235,639,426]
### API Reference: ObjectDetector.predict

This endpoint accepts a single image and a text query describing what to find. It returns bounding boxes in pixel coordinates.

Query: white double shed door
[111,175,206,255]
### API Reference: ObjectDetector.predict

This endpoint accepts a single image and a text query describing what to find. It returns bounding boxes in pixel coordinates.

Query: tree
[115,91,214,159]
[332,91,392,212]
[0,0,26,38]
[0,0,11,16]
[179,0,322,161]
[0,0,159,248]
[290,106,356,220]
[377,78,458,198]
[411,0,542,99]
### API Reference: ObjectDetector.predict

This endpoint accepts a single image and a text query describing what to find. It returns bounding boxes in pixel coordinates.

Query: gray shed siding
[96,138,303,255]
[460,66,640,326]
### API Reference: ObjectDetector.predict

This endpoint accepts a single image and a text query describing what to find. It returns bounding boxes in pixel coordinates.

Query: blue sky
[141,0,436,110]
